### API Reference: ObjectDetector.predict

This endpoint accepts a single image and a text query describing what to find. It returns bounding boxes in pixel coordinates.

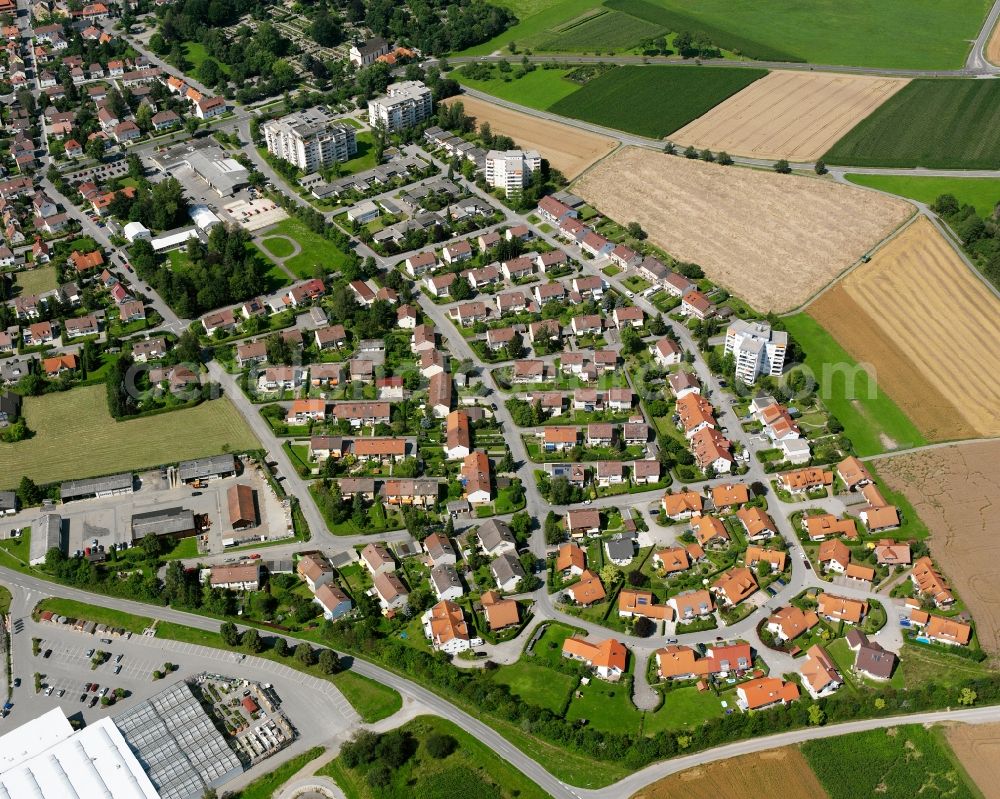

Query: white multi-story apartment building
[262,108,357,172]
[723,320,788,384]
[367,81,433,132]
[485,149,541,196]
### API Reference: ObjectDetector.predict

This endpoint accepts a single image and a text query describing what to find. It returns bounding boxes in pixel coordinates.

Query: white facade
[262,108,358,172]
[485,149,541,196]
[367,81,433,132]
[723,320,787,384]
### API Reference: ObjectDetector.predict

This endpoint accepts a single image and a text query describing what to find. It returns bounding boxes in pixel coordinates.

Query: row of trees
[932,193,1000,289]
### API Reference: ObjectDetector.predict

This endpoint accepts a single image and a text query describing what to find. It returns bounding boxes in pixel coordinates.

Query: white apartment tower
[485,149,541,196]
[262,107,357,172]
[724,320,788,384]
[367,81,433,132]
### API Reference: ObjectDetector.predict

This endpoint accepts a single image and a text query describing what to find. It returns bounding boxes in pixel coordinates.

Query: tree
[294,643,316,666]
[619,325,642,355]
[136,104,153,133]
[543,511,564,545]
[755,559,770,580]
[498,446,515,474]
[18,476,42,506]
[814,159,827,175]
[773,159,791,174]
[959,687,978,706]
[186,117,200,136]
[425,733,457,758]
[633,616,654,637]
[717,151,733,166]
[449,276,473,301]
[505,330,525,360]
[699,148,714,162]
[242,628,263,653]
[318,648,339,674]
[626,222,646,240]
[139,533,163,560]
[807,704,826,725]
[599,563,621,585]
[273,637,289,657]
[196,58,222,87]
[220,621,240,647]
[684,145,698,159]
[86,137,105,162]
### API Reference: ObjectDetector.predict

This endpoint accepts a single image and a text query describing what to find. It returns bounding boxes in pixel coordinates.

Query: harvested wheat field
[670,71,909,162]
[877,441,1000,655]
[945,723,1000,798]
[989,21,1000,66]
[442,95,617,179]
[809,216,1000,439]
[574,147,912,312]
[631,747,826,799]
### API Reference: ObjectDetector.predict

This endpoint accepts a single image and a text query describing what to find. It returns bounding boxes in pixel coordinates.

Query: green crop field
[803,725,979,799]
[609,0,988,68]
[537,8,665,51]
[548,65,766,138]
[455,66,579,109]
[460,0,986,67]
[846,175,1000,217]
[781,314,926,456]
[0,386,260,488]
[826,80,1000,169]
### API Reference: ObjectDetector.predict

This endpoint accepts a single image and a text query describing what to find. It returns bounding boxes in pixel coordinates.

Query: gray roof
[854,640,897,679]
[430,563,462,595]
[0,492,15,512]
[30,513,63,562]
[60,472,133,501]
[177,454,236,482]
[477,519,515,553]
[115,681,243,799]
[131,507,196,538]
[605,535,635,562]
[490,552,525,586]
[0,391,20,418]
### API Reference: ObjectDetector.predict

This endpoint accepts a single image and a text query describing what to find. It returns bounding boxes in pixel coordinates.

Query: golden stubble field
[573,147,912,312]
[877,440,1000,655]
[670,71,909,162]
[945,723,1000,798]
[631,747,827,799]
[809,216,1000,440]
[441,95,618,179]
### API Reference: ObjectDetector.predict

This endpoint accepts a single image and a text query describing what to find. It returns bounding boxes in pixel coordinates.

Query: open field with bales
[846,175,1000,217]
[825,80,1000,169]
[877,440,1000,655]
[802,725,980,799]
[0,386,260,488]
[442,95,618,179]
[946,723,1000,798]
[806,217,1000,439]
[548,65,767,139]
[573,147,913,312]
[669,71,908,162]
[630,746,827,799]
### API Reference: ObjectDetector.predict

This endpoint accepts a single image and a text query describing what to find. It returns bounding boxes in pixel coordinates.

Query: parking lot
[224,198,288,231]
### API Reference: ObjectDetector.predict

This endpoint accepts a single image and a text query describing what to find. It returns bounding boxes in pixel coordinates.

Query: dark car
[80,693,87,702]
[12,678,20,688]
[89,696,99,708]
[42,649,51,658]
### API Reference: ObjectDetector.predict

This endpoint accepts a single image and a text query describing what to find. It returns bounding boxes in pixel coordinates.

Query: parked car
[80,693,87,703]
[89,696,99,708]
[100,638,112,644]
[85,649,94,657]
[12,678,19,688]
[113,665,121,674]
[115,654,124,663]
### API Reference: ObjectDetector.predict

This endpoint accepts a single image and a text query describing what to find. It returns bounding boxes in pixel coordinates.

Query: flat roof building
[115,681,243,799]
[262,108,357,172]
[368,81,433,132]
[485,149,541,197]
[131,507,196,540]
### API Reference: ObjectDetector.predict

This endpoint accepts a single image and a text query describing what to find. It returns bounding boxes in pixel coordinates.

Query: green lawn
[34,598,153,634]
[458,0,606,55]
[0,386,259,489]
[0,586,10,615]
[14,264,57,295]
[548,65,767,139]
[643,685,733,733]
[492,660,577,713]
[162,537,200,560]
[781,314,926,456]
[154,621,402,723]
[564,675,641,733]
[249,243,291,292]
[229,746,324,799]
[846,174,1000,218]
[266,217,354,278]
[826,79,1000,169]
[319,716,551,799]
[803,724,980,799]
[261,236,297,258]
[338,132,379,177]
[182,41,231,76]
[897,642,993,690]
[455,66,579,109]
[608,0,988,68]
